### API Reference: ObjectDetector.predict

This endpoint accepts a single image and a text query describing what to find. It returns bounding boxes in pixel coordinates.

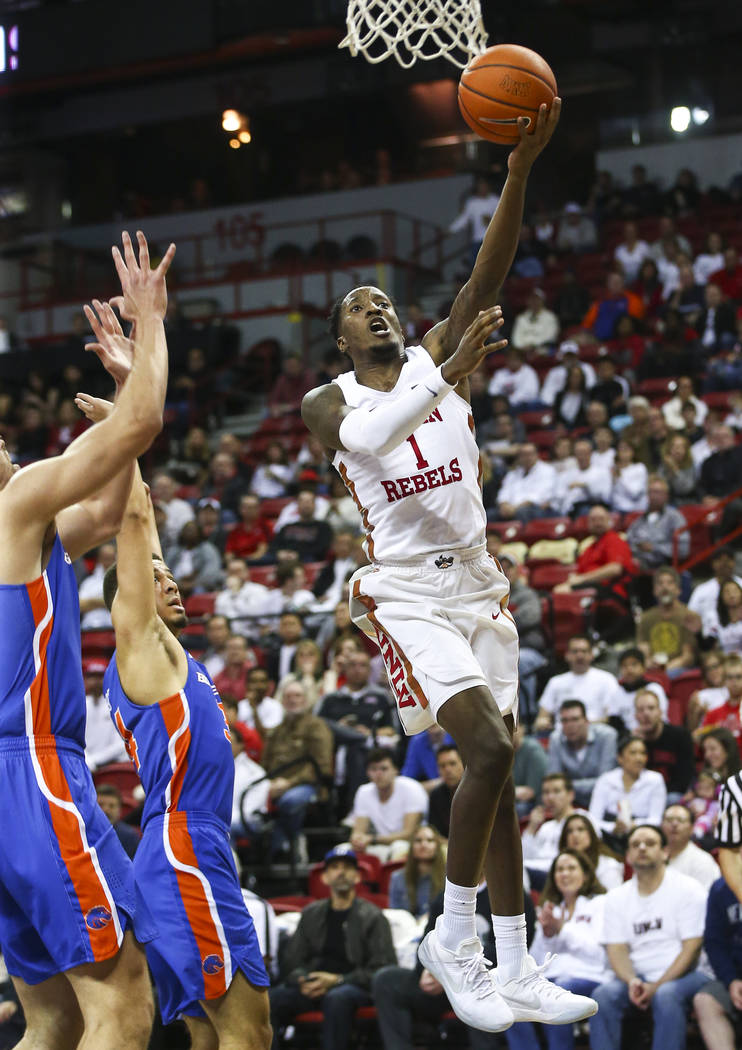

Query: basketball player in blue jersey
[303,101,596,1035]
[77,346,270,1047]
[0,232,173,1050]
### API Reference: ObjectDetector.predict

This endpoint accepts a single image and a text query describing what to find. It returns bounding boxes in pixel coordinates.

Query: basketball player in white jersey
[303,100,596,1034]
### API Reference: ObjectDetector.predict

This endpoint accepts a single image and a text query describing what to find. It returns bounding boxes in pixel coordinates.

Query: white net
[340,0,488,69]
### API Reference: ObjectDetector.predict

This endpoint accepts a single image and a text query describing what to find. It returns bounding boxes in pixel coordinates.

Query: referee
[717,771,742,901]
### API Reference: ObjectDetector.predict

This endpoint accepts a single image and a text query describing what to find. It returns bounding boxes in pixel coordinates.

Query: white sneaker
[417,918,514,1033]
[493,954,598,1024]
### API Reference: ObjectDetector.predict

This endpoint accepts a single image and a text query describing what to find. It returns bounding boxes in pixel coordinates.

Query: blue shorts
[0,736,157,986]
[137,811,269,1024]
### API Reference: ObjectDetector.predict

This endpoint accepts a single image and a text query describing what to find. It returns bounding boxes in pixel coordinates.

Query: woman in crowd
[632,257,663,316]
[274,638,326,710]
[588,735,667,842]
[559,813,624,890]
[700,727,741,782]
[553,364,589,428]
[611,439,648,513]
[249,439,294,499]
[513,850,609,1050]
[704,579,742,653]
[388,824,446,918]
[658,432,697,504]
[687,651,728,730]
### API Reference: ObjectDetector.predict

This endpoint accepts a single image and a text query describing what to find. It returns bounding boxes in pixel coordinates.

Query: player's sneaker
[493,954,598,1024]
[417,918,514,1033]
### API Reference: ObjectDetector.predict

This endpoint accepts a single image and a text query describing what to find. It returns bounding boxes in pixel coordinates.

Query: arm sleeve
[338,366,455,458]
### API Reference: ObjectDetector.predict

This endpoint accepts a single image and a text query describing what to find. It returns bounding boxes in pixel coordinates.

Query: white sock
[437,879,478,952]
[492,913,528,978]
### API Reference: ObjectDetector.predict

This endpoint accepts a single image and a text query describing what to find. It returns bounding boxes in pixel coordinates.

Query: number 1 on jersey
[406,434,429,470]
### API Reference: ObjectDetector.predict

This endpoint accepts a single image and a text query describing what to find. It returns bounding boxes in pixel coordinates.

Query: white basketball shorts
[349,547,520,736]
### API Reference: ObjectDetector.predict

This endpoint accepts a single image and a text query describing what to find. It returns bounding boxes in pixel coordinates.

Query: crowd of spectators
[2,160,742,1050]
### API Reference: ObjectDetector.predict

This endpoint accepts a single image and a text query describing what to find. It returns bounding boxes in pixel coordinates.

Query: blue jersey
[104,650,234,828]
[0,533,86,745]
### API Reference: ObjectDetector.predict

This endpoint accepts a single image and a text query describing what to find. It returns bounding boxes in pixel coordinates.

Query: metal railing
[672,485,742,572]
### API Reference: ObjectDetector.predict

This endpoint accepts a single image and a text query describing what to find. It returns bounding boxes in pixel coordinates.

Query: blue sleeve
[705,881,737,988]
[400,736,423,779]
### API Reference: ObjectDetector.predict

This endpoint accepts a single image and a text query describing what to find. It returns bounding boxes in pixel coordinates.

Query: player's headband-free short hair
[103,554,162,611]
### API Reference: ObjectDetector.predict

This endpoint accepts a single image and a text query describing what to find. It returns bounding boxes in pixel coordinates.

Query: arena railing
[672,485,742,572]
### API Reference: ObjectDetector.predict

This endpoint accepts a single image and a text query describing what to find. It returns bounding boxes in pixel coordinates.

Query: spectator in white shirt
[691,412,724,471]
[535,634,622,731]
[273,485,330,533]
[539,340,596,406]
[201,613,231,678]
[688,547,742,635]
[229,723,270,840]
[84,658,128,770]
[614,221,651,283]
[522,773,589,883]
[610,647,668,729]
[693,231,724,286]
[215,557,270,640]
[487,348,540,409]
[554,438,611,516]
[687,651,729,731]
[349,747,428,862]
[611,440,649,513]
[258,563,316,625]
[662,804,720,892]
[591,824,709,1050]
[650,216,692,261]
[589,735,667,838]
[449,176,501,270]
[495,442,556,522]
[237,666,285,735]
[151,471,195,545]
[556,202,597,254]
[78,542,117,630]
[662,376,708,432]
[510,288,560,352]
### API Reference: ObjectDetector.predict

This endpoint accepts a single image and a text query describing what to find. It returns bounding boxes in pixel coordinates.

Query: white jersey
[333,345,486,562]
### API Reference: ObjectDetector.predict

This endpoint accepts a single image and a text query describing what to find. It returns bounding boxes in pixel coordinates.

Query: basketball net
[340,0,488,69]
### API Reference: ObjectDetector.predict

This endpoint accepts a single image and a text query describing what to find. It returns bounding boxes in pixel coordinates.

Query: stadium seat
[678,504,722,558]
[81,630,116,655]
[92,763,141,816]
[267,895,312,914]
[302,562,327,589]
[258,497,292,519]
[636,378,674,401]
[522,517,572,544]
[668,669,704,726]
[528,562,572,591]
[529,429,557,452]
[518,410,554,430]
[487,520,525,543]
[541,591,596,656]
[184,593,217,619]
[248,565,278,588]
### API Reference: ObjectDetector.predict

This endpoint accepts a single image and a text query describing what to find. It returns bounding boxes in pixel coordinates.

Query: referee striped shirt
[717,771,742,848]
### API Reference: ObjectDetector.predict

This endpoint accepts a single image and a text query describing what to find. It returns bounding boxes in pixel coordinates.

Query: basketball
[458,44,557,145]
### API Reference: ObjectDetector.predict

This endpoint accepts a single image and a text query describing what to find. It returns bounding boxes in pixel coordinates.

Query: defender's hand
[74,392,113,423]
[508,98,562,176]
[84,299,134,388]
[110,230,176,323]
[441,307,507,385]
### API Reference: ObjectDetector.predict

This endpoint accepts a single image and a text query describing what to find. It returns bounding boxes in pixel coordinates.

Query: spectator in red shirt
[267,354,317,417]
[554,503,638,638]
[212,633,261,703]
[226,493,272,561]
[700,652,742,757]
[709,247,742,303]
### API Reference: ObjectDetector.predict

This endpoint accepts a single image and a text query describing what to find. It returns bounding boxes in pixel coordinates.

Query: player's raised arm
[426,99,561,361]
[0,232,174,562]
[302,306,507,454]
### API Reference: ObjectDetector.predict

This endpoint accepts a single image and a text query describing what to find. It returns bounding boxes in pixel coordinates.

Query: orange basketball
[458,44,557,145]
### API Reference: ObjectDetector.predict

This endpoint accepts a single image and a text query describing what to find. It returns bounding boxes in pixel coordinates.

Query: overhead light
[238,129,252,143]
[670,106,691,133]
[228,138,241,149]
[692,107,710,125]
[222,109,242,132]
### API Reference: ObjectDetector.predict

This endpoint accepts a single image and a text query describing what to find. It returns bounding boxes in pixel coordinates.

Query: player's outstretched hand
[84,298,135,389]
[110,230,175,324]
[75,392,113,423]
[441,306,507,385]
[508,97,562,176]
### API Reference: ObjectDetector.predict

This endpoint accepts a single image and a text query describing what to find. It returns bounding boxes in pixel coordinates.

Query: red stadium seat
[258,497,291,519]
[81,630,116,655]
[668,669,704,726]
[528,562,572,591]
[248,565,278,588]
[518,410,554,430]
[529,429,557,452]
[302,562,327,589]
[267,896,312,914]
[521,517,572,544]
[184,593,216,619]
[487,520,525,543]
[92,762,141,817]
[542,591,596,656]
[636,378,674,401]
[678,504,722,557]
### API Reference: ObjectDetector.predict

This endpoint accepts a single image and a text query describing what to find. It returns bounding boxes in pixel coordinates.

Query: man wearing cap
[83,657,128,770]
[556,202,597,254]
[539,341,596,406]
[196,496,228,554]
[269,845,396,1050]
[510,288,559,353]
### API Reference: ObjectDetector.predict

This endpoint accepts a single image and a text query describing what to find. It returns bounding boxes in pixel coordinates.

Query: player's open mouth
[369,319,390,336]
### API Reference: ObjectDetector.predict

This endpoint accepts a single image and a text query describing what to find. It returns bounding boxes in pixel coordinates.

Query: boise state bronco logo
[85,905,112,930]
[203,954,224,975]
